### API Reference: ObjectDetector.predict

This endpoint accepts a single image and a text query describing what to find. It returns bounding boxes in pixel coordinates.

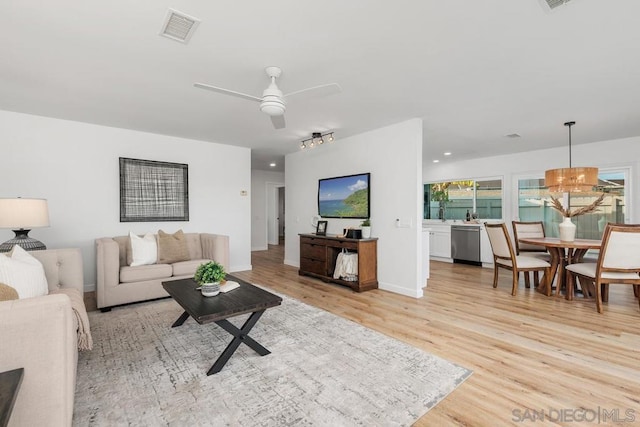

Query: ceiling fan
[194,66,341,129]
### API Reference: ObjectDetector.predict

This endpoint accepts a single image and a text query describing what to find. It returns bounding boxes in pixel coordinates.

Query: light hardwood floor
[233,244,640,426]
[85,245,640,425]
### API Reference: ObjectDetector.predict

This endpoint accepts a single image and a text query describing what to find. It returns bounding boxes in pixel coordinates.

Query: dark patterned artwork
[119,157,189,222]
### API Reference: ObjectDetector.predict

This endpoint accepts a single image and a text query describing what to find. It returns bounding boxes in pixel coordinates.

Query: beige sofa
[0,248,86,427]
[95,232,229,311]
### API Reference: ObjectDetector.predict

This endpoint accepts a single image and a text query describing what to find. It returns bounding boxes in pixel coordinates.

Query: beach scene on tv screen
[319,174,369,218]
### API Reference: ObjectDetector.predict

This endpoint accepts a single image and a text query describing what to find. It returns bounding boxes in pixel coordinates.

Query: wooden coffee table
[0,368,23,427]
[162,275,282,375]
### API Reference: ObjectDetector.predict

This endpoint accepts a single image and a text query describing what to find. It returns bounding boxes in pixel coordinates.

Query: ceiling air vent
[160,9,200,44]
[541,0,572,10]
[505,133,521,138]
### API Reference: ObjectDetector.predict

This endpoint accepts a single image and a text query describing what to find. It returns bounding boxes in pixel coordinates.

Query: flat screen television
[318,173,370,219]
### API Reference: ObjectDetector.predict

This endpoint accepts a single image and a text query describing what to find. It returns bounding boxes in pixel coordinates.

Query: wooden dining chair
[485,223,552,296]
[566,223,640,313]
[511,221,550,288]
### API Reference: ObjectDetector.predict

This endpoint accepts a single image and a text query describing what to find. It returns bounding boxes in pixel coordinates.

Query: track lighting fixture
[300,132,335,149]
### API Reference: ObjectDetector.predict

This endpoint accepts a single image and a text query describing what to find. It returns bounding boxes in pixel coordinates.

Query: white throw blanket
[50,288,93,351]
[333,252,358,281]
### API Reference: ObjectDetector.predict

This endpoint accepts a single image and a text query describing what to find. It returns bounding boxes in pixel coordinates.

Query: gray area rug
[74,290,471,426]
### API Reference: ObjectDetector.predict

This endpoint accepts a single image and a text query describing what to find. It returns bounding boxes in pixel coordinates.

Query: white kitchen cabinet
[480,225,494,265]
[428,224,452,259]
[422,229,430,286]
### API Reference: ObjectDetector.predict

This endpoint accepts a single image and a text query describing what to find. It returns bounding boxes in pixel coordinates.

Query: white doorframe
[266,181,285,245]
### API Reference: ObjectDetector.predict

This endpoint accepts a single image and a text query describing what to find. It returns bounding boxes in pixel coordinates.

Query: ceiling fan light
[260,101,285,116]
[328,133,334,142]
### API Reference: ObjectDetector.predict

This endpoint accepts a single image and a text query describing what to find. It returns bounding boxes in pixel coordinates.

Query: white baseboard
[230,264,252,273]
[378,281,424,298]
[430,256,453,263]
[84,283,96,292]
[251,245,268,251]
[284,259,299,268]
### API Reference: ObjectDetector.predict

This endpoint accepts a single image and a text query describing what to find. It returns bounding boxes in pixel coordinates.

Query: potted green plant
[194,261,226,297]
[361,219,371,238]
[430,182,450,221]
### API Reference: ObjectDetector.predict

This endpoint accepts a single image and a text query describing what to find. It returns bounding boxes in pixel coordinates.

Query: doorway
[278,186,285,243]
[266,183,285,246]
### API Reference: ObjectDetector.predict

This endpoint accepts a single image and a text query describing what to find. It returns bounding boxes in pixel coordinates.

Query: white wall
[285,119,424,298]
[423,136,640,224]
[0,110,252,290]
[251,169,284,250]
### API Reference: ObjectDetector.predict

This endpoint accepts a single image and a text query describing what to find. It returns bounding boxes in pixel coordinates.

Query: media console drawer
[326,240,357,250]
[298,233,378,292]
[300,243,326,260]
[300,258,326,275]
[301,236,323,245]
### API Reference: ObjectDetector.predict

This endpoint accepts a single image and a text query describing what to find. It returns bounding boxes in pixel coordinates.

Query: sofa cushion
[184,233,203,259]
[120,264,172,283]
[157,230,190,264]
[0,282,19,301]
[0,246,49,299]
[172,259,211,277]
[127,232,158,267]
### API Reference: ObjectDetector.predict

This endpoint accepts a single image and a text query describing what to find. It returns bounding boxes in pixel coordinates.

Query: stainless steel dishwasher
[451,225,481,266]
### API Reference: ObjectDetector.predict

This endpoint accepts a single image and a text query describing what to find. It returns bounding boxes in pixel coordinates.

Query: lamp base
[0,229,47,253]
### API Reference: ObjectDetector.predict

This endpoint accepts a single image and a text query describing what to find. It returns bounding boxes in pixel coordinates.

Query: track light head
[300,131,335,149]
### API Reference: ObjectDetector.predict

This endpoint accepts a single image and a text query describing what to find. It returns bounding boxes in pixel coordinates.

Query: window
[424,178,503,220]
[517,169,627,240]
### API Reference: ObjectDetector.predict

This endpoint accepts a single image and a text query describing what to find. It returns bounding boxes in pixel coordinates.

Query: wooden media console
[298,233,378,292]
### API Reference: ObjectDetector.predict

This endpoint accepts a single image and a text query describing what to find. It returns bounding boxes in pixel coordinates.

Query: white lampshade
[0,198,50,229]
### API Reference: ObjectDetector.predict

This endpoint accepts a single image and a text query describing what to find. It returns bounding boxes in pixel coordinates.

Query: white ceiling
[3,0,640,172]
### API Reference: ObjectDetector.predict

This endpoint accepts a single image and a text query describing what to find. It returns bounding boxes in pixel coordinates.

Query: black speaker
[343,229,362,239]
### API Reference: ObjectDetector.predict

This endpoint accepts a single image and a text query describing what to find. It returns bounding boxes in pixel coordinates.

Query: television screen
[318,173,370,219]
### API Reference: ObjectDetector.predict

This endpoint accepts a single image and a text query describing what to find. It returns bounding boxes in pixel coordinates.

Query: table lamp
[0,198,50,252]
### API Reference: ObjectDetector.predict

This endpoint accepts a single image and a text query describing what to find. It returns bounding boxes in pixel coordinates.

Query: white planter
[559,217,576,242]
[361,226,371,238]
[201,282,220,297]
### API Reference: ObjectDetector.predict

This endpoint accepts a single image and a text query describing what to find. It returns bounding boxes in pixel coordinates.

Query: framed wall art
[316,220,328,236]
[119,157,189,222]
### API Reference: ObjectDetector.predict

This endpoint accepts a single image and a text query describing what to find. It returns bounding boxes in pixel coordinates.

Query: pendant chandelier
[544,121,598,193]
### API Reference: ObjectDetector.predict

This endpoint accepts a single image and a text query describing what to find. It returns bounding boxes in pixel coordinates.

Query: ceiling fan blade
[270,114,286,129]
[193,82,262,103]
[284,83,342,101]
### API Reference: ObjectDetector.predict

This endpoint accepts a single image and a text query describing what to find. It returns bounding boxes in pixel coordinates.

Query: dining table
[518,237,602,300]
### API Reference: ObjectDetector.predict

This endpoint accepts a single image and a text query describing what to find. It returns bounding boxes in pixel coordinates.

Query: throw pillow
[0,246,49,299]
[0,282,19,301]
[157,229,190,264]
[127,232,158,267]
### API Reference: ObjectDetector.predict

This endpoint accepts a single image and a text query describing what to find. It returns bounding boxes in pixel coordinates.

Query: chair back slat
[512,221,546,254]
[600,226,640,271]
[486,223,513,259]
